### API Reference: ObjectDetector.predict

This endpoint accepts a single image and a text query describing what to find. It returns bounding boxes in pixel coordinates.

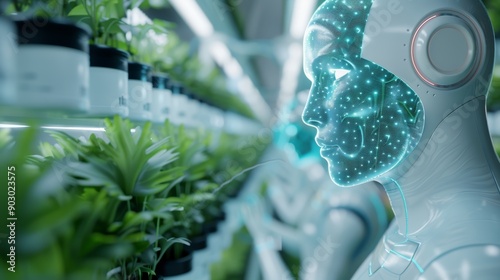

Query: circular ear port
[411,14,480,88]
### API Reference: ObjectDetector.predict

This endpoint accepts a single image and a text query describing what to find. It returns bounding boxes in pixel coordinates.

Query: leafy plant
[40,116,191,278]
[488,69,500,111]
[126,19,173,66]
[484,0,500,34]
[155,123,219,239]
[67,0,132,48]
[0,128,114,279]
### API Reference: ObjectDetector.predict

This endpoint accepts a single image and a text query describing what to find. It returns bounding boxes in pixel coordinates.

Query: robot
[302,0,500,279]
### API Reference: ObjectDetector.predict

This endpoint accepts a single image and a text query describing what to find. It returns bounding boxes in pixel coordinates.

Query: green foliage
[38,116,189,278]
[67,0,129,48]
[138,0,169,10]
[126,19,174,65]
[493,137,500,156]
[0,128,118,279]
[484,0,500,34]
[488,74,500,111]
[0,111,268,279]
[211,227,253,280]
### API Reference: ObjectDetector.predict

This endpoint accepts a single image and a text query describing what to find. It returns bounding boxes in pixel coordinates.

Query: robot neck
[381,98,500,238]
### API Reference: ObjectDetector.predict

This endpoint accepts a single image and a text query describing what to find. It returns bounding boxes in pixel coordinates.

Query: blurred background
[144,0,500,121]
[149,0,500,152]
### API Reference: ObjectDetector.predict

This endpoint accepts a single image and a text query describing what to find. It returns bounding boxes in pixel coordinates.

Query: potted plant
[125,19,171,122]
[146,20,175,124]
[9,0,91,113]
[151,73,171,123]
[67,0,131,117]
[128,60,152,121]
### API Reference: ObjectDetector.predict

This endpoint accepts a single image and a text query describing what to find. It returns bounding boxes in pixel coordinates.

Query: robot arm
[242,200,294,280]
[243,198,371,280]
[242,194,303,255]
[267,178,316,225]
[267,162,326,226]
[253,237,295,280]
[301,209,366,280]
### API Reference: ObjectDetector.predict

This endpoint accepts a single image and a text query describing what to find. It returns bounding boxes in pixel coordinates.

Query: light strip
[169,0,214,37]
[277,42,303,110]
[0,124,29,129]
[210,41,232,65]
[224,58,244,79]
[290,0,318,39]
[42,126,106,132]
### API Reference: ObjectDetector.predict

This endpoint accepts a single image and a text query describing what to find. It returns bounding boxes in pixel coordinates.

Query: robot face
[302,0,424,186]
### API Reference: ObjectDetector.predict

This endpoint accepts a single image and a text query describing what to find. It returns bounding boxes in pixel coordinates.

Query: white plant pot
[0,17,17,105]
[152,75,172,123]
[127,62,152,121]
[88,45,129,117]
[15,19,90,112]
[170,93,181,125]
[89,67,128,117]
[177,95,189,125]
[169,82,189,125]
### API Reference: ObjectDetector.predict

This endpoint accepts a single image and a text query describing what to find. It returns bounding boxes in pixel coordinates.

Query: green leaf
[101,18,124,35]
[122,211,154,230]
[21,197,90,254]
[139,165,184,189]
[68,3,88,16]
[157,237,190,262]
[148,197,183,211]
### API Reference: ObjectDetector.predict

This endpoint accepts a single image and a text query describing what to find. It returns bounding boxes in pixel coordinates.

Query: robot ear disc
[411,12,482,89]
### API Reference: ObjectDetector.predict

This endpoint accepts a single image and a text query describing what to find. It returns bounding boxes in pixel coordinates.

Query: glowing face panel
[302,0,424,186]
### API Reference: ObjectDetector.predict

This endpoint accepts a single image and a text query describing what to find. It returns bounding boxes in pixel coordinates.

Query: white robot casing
[362,0,496,177]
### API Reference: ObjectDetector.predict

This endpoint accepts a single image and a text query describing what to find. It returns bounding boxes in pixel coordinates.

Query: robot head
[302,0,494,186]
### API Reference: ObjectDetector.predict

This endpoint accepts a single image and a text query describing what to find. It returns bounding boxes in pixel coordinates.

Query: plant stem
[91,0,99,44]
[152,217,161,272]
